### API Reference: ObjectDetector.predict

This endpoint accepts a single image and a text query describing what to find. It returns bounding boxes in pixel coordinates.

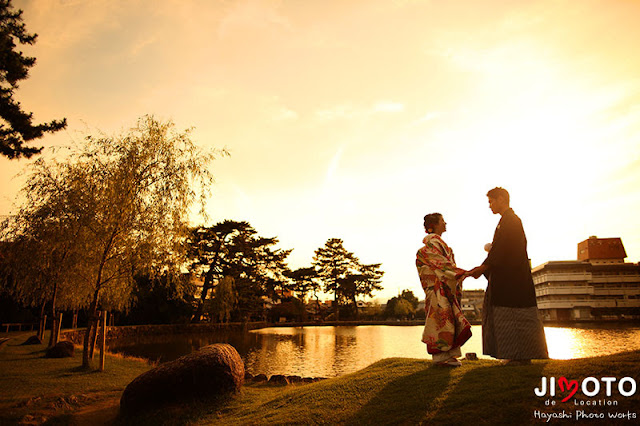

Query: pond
[108,324,640,378]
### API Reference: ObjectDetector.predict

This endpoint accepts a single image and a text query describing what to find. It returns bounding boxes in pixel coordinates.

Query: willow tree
[2,221,85,345]
[2,169,88,344]
[208,276,237,323]
[15,116,224,368]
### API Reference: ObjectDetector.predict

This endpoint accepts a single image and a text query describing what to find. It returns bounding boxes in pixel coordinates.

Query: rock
[45,341,74,358]
[268,374,290,385]
[253,374,268,382]
[22,335,42,345]
[120,343,244,414]
[287,375,303,383]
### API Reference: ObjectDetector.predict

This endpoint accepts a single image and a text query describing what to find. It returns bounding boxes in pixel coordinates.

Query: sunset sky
[2,0,639,301]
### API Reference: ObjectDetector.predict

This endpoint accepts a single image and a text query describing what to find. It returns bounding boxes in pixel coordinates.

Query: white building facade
[532,237,640,321]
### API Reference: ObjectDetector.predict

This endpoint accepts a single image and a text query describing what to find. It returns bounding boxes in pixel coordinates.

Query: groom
[469,187,548,365]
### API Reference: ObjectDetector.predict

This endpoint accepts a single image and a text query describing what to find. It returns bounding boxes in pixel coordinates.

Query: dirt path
[2,391,124,425]
[69,396,121,425]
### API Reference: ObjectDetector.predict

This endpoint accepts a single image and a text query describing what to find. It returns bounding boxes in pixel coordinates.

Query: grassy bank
[0,331,152,424]
[1,332,639,425]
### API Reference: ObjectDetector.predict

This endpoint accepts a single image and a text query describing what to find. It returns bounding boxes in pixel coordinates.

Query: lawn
[0,331,152,424]
[1,331,639,425]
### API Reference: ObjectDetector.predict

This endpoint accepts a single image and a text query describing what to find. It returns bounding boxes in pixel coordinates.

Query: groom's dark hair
[487,187,510,204]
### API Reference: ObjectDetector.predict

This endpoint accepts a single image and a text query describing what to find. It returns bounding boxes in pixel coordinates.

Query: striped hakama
[482,285,549,360]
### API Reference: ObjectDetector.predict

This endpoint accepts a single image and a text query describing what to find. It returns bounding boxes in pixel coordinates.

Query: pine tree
[188,221,292,322]
[188,220,252,322]
[340,263,384,318]
[1,0,66,159]
[312,238,360,321]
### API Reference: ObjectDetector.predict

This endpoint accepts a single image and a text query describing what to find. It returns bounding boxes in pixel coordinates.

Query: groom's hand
[469,265,487,279]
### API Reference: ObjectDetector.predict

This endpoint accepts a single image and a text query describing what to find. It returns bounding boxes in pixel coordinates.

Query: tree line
[0,116,385,370]
[188,223,384,323]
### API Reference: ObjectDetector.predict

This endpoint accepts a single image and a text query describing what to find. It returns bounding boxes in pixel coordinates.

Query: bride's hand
[455,270,468,280]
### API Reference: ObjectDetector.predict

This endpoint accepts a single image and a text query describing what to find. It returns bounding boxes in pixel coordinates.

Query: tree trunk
[47,280,59,347]
[99,310,107,371]
[72,310,78,329]
[38,301,46,340]
[48,314,56,348]
[331,271,340,322]
[82,298,98,368]
[83,235,111,368]
[90,312,100,360]
[352,296,359,320]
[193,239,225,323]
[82,318,95,368]
[312,289,320,320]
[58,313,63,341]
[334,290,340,321]
[49,312,63,346]
[193,273,213,323]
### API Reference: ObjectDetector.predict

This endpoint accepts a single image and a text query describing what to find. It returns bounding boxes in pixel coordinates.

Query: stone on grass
[268,374,290,385]
[253,374,268,382]
[22,335,42,345]
[120,343,244,414]
[45,341,74,358]
[287,375,303,383]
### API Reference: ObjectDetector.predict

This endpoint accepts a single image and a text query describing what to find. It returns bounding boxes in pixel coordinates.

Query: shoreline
[55,317,640,345]
[6,317,639,348]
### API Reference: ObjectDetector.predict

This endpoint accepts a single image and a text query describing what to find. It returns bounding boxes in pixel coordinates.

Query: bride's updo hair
[423,213,442,234]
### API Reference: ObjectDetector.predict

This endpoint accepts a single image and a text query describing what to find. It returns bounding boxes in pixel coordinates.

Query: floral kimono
[416,234,472,355]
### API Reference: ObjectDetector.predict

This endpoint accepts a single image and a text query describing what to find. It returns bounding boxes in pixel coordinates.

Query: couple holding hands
[416,187,549,367]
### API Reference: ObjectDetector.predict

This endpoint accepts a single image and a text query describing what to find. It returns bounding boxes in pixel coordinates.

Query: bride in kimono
[416,213,472,367]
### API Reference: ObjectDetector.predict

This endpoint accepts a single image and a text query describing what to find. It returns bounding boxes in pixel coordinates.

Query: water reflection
[544,325,640,360]
[108,324,640,378]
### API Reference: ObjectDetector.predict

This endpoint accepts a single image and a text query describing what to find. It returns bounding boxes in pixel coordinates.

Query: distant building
[461,289,485,320]
[532,236,640,321]
[189,274,205,300]
[415,290,484,320]
[304,299,332,320]
[577,236,627,263]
